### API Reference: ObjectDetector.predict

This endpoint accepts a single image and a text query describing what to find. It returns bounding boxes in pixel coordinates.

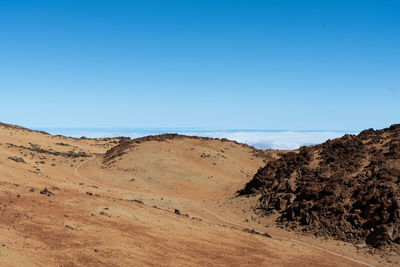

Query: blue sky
[1,0,399,131]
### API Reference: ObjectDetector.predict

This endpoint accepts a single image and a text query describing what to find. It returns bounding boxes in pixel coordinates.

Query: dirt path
[75,155,375,267]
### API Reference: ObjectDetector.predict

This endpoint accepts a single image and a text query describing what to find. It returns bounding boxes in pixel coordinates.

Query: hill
[0,122,393,266]
[97,133,272,200]
[240,124,400,249]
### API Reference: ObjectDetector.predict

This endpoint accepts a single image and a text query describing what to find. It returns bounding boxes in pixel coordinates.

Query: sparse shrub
[56,142,70,146]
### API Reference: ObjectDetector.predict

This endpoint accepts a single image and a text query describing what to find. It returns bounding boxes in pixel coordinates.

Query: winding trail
[74,155,105,189]
[75,155,375,267]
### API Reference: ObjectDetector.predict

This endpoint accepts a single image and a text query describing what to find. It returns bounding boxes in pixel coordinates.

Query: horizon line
[37,127,358,133]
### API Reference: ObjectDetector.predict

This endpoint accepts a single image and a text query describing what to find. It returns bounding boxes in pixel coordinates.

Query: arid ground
[0,122,397,266]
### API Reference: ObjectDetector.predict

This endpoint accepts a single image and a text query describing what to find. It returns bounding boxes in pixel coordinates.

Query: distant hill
[239,124,400,248]
[99,133,273,200]
[103,133,272,165]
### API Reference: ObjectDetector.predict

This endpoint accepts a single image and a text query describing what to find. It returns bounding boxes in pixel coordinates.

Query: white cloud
[179,131,350,150]
[45,128,352,150]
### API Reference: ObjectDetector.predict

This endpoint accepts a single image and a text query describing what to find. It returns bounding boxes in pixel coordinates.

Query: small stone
[40,187,54,196]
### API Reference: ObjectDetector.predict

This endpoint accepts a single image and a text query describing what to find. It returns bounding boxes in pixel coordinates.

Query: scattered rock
[243,228,272,238]
[40,187,54,196]
[8,156,25,163]
[65,225,76,230]
[130,199,144,204]
[99,211,110,217]
[174,209,181,215]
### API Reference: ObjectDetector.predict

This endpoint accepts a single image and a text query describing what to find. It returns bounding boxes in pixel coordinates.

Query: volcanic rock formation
[239,124,400,248]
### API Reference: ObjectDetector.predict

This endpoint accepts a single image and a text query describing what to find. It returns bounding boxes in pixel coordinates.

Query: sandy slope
[0,123,388,266]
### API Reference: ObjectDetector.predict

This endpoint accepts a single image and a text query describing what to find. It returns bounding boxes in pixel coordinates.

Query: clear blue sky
[1,0,399,131]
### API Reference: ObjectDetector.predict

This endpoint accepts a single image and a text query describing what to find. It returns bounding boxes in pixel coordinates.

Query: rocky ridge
[239,124,400,248]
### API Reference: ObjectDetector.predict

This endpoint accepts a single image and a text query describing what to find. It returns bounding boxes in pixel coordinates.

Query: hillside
[97,133,272,200]
[0,122,394,266]
[240,124,400,249]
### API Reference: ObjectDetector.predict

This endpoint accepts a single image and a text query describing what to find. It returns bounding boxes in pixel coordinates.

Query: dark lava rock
[174,209,181,215]
[130,199,144,204]
[8,156,26,163]
[99,211,110,217]
[239,124,400,248]
[40,187,54,196]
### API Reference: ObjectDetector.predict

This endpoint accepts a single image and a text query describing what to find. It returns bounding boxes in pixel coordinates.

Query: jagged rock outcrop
[239,124,400,247]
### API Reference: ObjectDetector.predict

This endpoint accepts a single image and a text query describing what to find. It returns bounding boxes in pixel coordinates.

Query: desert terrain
[0,122,397,266]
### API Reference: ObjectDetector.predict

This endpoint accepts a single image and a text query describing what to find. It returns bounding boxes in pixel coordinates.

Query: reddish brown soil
[0,122,396,266]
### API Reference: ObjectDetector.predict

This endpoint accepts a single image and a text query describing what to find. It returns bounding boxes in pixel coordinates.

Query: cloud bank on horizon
[43,129,351,150]
[182,131,350,150]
